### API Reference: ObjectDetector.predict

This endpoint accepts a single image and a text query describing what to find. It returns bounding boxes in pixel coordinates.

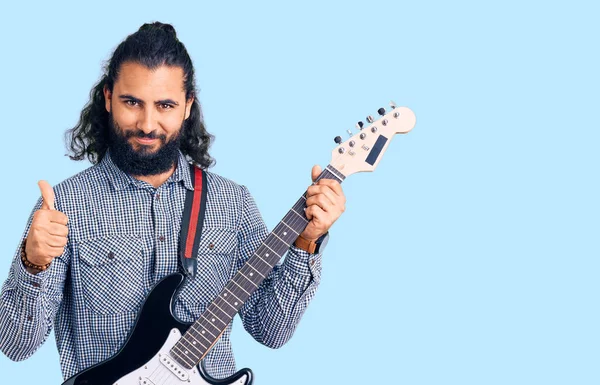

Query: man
[0,22,345,381]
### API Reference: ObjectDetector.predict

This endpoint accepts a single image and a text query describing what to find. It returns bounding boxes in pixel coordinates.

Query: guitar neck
[170,164,346,368]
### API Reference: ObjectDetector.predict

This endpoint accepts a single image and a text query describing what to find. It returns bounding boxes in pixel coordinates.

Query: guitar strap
[179,163,208,278]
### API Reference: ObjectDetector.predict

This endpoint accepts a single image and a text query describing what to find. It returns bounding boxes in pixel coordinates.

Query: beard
[107,113,183,176]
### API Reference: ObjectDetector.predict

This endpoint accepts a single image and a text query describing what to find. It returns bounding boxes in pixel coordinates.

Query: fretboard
[170,164,346,368]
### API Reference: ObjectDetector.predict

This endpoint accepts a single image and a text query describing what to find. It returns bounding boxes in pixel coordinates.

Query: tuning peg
[390,101,397,109]
[334,136,343,144]
[356,121,364,130]
[366,115,374,123]
[377,107,386,116]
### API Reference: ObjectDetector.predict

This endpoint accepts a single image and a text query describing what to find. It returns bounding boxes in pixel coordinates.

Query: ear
[103,85,112,113]
[184,96,194,120]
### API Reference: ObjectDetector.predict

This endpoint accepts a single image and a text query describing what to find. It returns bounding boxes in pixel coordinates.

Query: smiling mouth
[134,137,159,145]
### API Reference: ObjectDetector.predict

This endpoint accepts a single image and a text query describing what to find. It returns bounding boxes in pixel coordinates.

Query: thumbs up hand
[24,181,69,269]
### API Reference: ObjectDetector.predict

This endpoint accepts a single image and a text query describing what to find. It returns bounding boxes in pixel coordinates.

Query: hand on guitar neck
[298,165,346,243]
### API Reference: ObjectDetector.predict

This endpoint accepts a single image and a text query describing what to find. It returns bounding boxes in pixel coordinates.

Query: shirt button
[310,260,315,266]
[30,282,40,288]
[208,242,215,250]
[159,235,166,242]
[107,251,115,259]
[155,193,160,200]
[26,315,33,321]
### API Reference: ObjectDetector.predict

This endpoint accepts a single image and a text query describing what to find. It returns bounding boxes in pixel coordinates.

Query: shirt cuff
[283,233,329,280]
[13,243,50,297]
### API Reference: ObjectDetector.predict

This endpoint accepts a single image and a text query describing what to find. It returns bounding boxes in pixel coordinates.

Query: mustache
[124,129,167,141]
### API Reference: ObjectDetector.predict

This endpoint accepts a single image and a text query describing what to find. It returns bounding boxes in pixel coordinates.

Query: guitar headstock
[330,102,416,177]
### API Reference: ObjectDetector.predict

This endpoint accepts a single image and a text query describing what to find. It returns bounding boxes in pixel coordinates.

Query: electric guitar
[61,103,416,385]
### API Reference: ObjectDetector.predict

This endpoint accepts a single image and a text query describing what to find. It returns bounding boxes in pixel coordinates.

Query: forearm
[0,241,67,360]
[239,245,323,348]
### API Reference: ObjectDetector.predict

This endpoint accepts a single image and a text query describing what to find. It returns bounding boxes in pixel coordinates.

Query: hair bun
[139,22,177,38]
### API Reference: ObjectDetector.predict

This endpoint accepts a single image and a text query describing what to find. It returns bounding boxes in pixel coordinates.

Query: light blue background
[1,1,598,384]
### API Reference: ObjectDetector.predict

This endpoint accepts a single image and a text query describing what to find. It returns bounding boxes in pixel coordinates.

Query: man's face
[103,62,193,176]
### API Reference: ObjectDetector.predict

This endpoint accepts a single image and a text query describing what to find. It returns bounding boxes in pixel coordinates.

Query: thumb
[311,164,322,183]
[38,180,56,211]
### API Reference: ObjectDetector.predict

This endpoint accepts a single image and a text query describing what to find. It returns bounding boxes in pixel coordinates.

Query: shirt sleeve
[0,197,70,361]
[235,186,327,349]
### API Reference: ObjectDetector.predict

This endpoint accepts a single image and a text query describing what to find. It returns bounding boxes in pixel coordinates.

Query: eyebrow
[118,94,180,106]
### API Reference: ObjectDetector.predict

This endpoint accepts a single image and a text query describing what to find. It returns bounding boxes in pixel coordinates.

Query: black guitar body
[61,273,253,385]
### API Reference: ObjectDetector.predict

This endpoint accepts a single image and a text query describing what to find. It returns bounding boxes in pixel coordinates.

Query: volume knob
[334,136,343,144]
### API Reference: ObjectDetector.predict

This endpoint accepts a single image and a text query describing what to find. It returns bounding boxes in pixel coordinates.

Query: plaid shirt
[0,151,324,380]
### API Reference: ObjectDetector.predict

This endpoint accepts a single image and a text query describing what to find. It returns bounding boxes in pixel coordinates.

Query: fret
[252,252,272,269]
[172,164,347,369]
[233,271,256,291]
[223,287,243,303]
[247,263,266,278]
[196,329,213,345]
[261,243,280,260]
[280,220,298,235]
[171,344,195,368]
[224,283,251,304]
[209,301,233,321]
[290,208,305,220]
[198,316,220,337]
[194,324,216,340]
[284,207,307,223]
[239,270,261,289]
[292,199,308,215]
[264,236,288,257]
[223,287,247,310]
[182,331,207,350]
[205,308,227,327]
[256,247,278,266]
[180,335,205,355]
[230,272,256,294]
[281,214,307,235]
[232,280,251,296]
[271,232,285,244]
[218,295,240,311]
[273,223,299,244]
[214,295,238,313]
[186,331,211,349]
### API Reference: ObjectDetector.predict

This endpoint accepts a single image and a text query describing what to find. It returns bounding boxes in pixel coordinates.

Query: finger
[306,185,339,206]
[45,245,66,258]
[306,192,336,211]
[47,211,69,226]
[304,205,315,220]
[311,165,322,183]
[306,184,337,197]
[48,223,69,237]
[305,205,329,228]
[35,210,68,226]
[38,180,55,211]
[316,179,344,196]
[46,235,68,248]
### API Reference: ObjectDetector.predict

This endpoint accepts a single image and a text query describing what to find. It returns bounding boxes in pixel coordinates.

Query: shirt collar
[100,150,194,191]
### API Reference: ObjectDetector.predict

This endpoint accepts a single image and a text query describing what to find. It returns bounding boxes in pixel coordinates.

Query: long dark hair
[65,22,215,169]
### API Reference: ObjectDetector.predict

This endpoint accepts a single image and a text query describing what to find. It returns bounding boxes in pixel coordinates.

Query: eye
[160,103,174,110]
[125,100,139,107]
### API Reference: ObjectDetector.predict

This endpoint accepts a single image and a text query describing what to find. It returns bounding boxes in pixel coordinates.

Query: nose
[137,107,158,133]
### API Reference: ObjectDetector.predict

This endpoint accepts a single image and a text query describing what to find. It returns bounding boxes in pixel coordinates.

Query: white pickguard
[112,328,249,385]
